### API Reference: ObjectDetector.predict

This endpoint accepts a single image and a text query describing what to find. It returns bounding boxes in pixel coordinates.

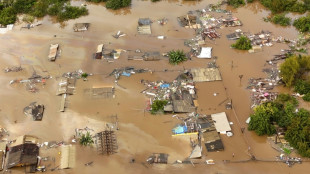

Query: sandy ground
[0,0,309,173]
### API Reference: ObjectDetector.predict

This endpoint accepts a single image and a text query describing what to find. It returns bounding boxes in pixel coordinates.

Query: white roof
[97,44,103,53]
[60,145,76,169]
[197,47,212,59]
[211,112,231,133]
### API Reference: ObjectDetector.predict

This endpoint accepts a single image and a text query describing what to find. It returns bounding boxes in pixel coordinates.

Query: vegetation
[231,36,252,50]
[150,100,168,114]
[79,132,94,146]
[293,15,310,33]
[270,14,291,26]
[106,0,131,10]
[227,0,245,8]
[280,55,310,87]
[259,0,308,14]
[0,0,89,25]
[81,73,89,78]
[168,50,187,65]
[248,93,310,157]
[302,93,310,101]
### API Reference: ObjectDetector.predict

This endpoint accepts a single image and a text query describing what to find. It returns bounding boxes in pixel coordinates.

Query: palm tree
[79,131,94,146]
[168,50,187,65]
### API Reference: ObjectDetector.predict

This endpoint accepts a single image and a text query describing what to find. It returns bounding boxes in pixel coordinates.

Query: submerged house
[137,18,152,35]
[73,23,90,32]
[0,141,7,171]
[7,135,39,169]
[23,102,45,121]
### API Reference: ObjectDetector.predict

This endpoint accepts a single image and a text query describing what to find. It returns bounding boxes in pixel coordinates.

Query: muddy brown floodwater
[0,0,309,174]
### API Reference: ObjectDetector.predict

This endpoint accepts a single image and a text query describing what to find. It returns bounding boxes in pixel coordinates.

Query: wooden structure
[146,153,168,164]
[60,145,76,169]
[96,131,117,155]
[48,44,59,61]
[190,68,222,82]
[73,23,89,32]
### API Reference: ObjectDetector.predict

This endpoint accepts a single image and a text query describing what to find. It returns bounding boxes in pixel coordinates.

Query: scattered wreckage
[23,102,44,121]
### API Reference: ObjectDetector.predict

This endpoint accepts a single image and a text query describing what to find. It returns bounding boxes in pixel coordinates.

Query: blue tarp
[160,84,170,88]
[173,125,187,134]
[122,72,131,77]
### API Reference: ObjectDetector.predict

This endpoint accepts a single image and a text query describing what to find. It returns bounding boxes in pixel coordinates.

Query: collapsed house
[146,153,168,164]
[73,23,89,32]
[95,131,118,155]
[137,18,152,35]
[109,67,149,80]
[178,14,200,29]
[23,102,45,121]
[93,44,122,60]
[48,44,59,61]
[7,135,39,169]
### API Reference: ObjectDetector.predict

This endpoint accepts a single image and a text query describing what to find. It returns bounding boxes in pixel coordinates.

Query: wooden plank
[60,94,66,112]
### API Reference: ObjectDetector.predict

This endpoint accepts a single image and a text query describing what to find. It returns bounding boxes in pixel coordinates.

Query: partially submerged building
[190,68,222,82]
[211,112,231,134]
[0,141,7,171]
[73,23,89,32]
[7,135,39,169]
[146,153,168,164]
[137,18,152,35]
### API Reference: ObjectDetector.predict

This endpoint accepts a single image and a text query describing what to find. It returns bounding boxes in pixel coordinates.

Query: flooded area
[0,0,309,173]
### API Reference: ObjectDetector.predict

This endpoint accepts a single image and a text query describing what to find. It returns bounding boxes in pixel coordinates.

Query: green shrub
[31,0,48,18]
[302,93,310,101]
[12,0,36,14]
[86,0,107,2]
[294,80,310,95]
[57,6,88,22]
[0,7,17,26]
[271,14,291,26]
[151,100,168,114]
[168,50,187,65]
[293,15,310,33]
[231,36,252,50]
[106,0,131,10]
[227,0,245,8]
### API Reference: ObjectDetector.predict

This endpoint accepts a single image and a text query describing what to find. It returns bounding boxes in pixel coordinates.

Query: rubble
[3,66,23,73]
[108,67,150,80]
[23,102,45,121]
[112,31,126,39]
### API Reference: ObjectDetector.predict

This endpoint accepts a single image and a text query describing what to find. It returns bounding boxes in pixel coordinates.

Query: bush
[294,80,310,95]
[57,6,88,22]
[228,0,245,8]
[0,7,17,26]
[22,15,35,23]
[31,0,49,18]
[12,0,36,14]
[106,0,131,10]
[168,50,187,65]
[293,15,310,33]
[260,0,307,14]
[271,14,291,26]
[86,0,107,2]
[151,100,168,114]
[81,73,89,78]
[302,93,310,101]
[231,36,252,50]
[275,93,298,107]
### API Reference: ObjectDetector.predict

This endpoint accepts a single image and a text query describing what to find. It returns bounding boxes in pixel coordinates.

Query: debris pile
[4,66,22,73]
[10,71,50,93]
[109,67,150,80]
[23,102,45,121]
[247,78,279,108]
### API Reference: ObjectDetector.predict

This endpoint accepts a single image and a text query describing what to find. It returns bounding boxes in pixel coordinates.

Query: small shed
[205,139,224,152]
[60,145,76,169]
[211,112,231,134]
[73,23,89,32]
[197,47,212,59]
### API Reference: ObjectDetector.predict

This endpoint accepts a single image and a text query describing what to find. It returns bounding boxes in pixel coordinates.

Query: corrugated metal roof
[60,145,76,169]
[211,112,231,133]
[190,68,222,82]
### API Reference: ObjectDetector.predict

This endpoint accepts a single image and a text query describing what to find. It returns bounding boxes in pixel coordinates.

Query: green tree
[271,14,291,26]
[31,0,48,18]
[106,0,131,10]
[0,7,17,26]
[248,102,278,135]
[302,93,310,102]
[280,56,300,87]
[79,131,94,146]
[151,100,168,114]
[231,36,252,50]
[12,0,36,13]
[293,15,310,33]
[168,50,187,65]
[294,80,310,95]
